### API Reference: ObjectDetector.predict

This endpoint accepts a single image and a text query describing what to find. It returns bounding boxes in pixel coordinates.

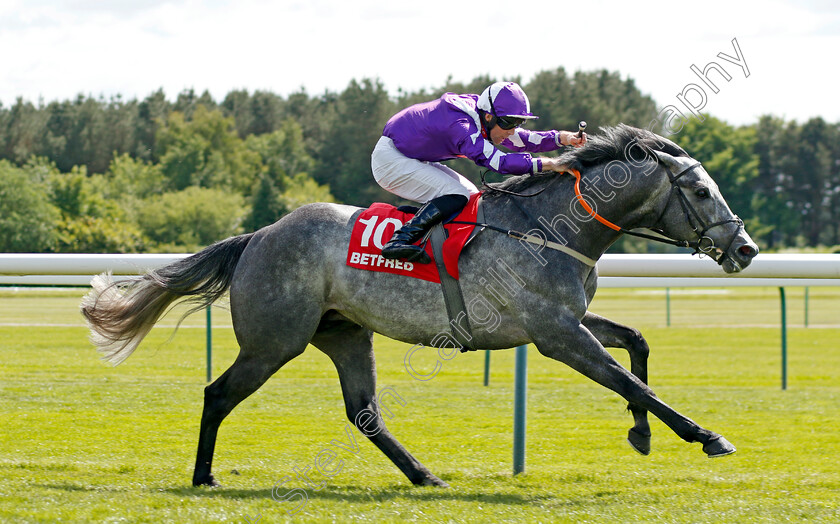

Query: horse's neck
[581,170,663,228]
[491,166,667,260]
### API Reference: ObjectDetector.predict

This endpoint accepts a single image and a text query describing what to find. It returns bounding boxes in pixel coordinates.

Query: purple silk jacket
[383,92,563,175]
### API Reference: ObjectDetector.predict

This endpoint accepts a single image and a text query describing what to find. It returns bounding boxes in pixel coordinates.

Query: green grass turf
[0,288,838,523]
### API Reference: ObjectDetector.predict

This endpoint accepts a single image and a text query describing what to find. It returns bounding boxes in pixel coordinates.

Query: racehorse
[81,124,759,488]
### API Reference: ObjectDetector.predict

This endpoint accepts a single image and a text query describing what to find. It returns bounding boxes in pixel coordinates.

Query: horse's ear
[651,150,681,172]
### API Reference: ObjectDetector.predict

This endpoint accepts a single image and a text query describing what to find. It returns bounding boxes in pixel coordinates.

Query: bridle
[568,161,745,264]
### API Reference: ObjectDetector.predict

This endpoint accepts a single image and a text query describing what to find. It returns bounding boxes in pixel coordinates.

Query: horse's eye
[695,188,710,199]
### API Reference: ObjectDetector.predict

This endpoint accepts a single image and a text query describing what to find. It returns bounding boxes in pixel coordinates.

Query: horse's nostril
[739,244,758,258]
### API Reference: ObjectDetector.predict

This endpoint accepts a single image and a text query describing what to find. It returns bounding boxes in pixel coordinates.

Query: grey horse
[81,125,759,488]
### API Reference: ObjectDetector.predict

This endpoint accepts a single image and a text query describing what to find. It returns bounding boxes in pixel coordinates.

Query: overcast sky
[1,0,837,126]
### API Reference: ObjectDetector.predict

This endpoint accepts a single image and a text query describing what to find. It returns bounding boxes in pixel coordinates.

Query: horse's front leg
[532,316,735,457]
[582,311,652,455]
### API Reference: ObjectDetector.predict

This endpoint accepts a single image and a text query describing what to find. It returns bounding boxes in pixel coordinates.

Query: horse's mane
[483,124,688,197]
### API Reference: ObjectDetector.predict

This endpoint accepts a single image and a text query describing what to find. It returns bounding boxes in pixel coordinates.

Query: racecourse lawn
[0,287,838,523]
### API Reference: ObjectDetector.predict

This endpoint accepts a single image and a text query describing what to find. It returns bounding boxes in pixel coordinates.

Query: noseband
[569,161,744,264]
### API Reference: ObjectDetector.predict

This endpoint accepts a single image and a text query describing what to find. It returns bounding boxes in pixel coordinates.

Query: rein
[450,219,598,267]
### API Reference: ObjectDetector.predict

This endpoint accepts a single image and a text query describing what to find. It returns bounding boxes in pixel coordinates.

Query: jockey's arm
[503,128,587,152]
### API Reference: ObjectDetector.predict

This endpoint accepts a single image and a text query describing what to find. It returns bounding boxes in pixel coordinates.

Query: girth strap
[429,224,475,352]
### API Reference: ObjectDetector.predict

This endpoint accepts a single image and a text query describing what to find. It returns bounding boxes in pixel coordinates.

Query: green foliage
[244,172,284,231]
[135,88,169,162]
[54,215,145,253]
[222,89,286,138]
[156,106,262,193]
[244,119,315,188]
[172,88,218,120]
[38,164,145,253]
[137,186,246,252]
[242,119,324,231]
[527,68,658,133]
[48,166,93,217]
[795,118,839,245]
[672,115,759,224]
[283,88,339,159]
[1,98,49,164]
[749,116,840,249]
[0,72,837,252]
[245,172,334,232]
[0,160,59,251]
[279,172,335,211]
[312,78,397,205]
[104,153,166,200]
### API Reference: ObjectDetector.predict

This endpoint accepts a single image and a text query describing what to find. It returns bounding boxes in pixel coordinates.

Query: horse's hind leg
[582,312,652,455]
[312,314,448,487]
[193,306,319,487]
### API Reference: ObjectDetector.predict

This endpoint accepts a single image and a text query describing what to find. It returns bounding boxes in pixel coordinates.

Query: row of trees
[1,68,838,252]
[0,106,331,252]
[671,115,840,250]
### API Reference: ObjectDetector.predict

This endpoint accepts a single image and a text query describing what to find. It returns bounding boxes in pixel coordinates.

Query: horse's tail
[80,232,256,366]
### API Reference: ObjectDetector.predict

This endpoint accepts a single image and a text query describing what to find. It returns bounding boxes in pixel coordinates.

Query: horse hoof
[193,475,222,488]
[627,428,651,456]
[703,436,736,458]
[417,475,449,488]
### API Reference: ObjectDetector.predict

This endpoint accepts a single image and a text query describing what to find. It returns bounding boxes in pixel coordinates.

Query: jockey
[371,81,586,264]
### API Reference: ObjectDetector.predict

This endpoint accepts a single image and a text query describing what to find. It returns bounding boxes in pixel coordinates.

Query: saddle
[346,193,485,351]
[346,193,483,282]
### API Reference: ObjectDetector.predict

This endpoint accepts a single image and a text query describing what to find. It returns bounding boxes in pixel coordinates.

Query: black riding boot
[381,194,468,264]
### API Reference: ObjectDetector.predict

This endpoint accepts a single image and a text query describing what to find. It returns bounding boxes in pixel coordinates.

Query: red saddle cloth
[346,193,481,283]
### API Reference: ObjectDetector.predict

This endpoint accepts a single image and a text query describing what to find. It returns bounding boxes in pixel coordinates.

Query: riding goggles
[496,115,526,130]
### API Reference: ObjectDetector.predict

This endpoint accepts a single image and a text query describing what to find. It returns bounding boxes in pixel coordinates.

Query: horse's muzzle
[719,232,759,274]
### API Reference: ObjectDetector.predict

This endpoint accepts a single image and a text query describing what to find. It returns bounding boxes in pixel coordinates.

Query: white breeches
[371,136,479,203]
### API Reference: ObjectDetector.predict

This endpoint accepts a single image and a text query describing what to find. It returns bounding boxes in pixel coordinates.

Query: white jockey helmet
[477,82,538,120]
